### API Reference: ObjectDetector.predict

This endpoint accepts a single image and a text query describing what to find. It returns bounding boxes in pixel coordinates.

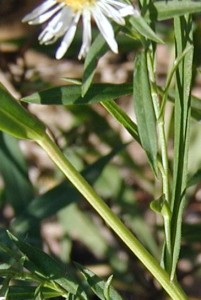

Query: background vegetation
[0,0,201,299]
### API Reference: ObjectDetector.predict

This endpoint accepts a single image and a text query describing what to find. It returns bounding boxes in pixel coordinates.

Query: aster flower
[23,0,139,59]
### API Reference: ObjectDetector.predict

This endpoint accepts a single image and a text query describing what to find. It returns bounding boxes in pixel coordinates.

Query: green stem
[37,132,187,300]
[147,50,170,204]
[146,49,172,271]
[170,14,193,281]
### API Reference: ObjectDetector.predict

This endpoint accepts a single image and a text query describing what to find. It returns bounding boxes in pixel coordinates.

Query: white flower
[23,0,139,59]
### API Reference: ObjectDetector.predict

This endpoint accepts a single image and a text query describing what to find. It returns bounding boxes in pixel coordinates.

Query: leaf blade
[147,1,201,21]
[21,84,133,105]
[133,52,158,174]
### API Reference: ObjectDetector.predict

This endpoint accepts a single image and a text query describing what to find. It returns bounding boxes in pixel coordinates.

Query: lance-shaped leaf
[7,232,80,296]
[82,33,111,97]
[133,52,158,174]
[0,84,46,141]
[21,83,132,105]
[75,263,123,300]
[129,16,163,44]
[150,1,201,21]
[7,286,62,300]
[170,14,194,281]
[0,133,34,214]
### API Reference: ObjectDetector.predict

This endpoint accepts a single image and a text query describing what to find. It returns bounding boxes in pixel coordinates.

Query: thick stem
[36,133,187,300]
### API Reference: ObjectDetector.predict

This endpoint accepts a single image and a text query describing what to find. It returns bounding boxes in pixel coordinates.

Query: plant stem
[147,50,170,204]
[170,14,193,281]
[37,132,187,300]
[146,49,172,271]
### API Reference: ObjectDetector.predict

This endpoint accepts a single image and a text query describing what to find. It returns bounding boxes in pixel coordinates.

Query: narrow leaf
[0,133,34,213]
[101,100,140,144]
[129,16,163,43]
[147,1,201,21]
[21,84,132,105]
[76,264,123,300]
[8,286,62,300]
[133,52,158,173]
[170,15,194,280]
[8,232,78,295]
[0,84,46,140]
[81,31,117,96]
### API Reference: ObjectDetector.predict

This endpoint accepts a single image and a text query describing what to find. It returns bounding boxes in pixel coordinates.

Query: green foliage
[76,264,123,300]
[22,84,133,105]
[133,51,158,174]
[0,133,34,213]
[1,0,201,299]
[0,85,46,141]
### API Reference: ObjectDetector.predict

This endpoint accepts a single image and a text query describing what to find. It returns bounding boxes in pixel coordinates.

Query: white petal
[92,6,118,53]
[23,0,138,59]
[78,10,92,59]
[27,3,63,25]
[56,13,80,59]
[120,6,140,17]
[97,1,125,25]
[105,0,139,16]
[22,0,56,22]
[39,8,73,44]
[56,8,75,37]
[104,0,130,10]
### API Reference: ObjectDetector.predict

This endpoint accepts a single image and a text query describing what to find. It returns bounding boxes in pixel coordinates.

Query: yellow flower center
[57,0,95,11]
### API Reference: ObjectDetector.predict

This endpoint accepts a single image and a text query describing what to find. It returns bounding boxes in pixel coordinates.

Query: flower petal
[23,0,139,59]
[92,6,118,53]
[78,10,92,59]
[56,13,81,59]
[98,1,125,25]
[22,0,57,22]
[28,4,63,25]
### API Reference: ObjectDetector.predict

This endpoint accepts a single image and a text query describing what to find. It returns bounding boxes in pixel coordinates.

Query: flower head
[23,0,139,59]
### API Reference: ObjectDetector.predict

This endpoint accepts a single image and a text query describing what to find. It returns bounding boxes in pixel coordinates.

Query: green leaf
[34,286,43,300]
[81,32,114,96]
[150,196,171,220]
[101,101,140,144]
[76,264,123,300]
[150,195,166,215]
[7,232,79,296]
[7,286,62,300]
[0,84,46,140]
[0,278,9,299]
[146,1,201,21]
[133,52,158,174]
[21,83,132,105]
[104,276,113,300]
[170,15,194,280]
[8,232,60,278]
[190,95,201,121]
[187,169,201,187]
[129,16,163,43]
[0,133,34,214]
